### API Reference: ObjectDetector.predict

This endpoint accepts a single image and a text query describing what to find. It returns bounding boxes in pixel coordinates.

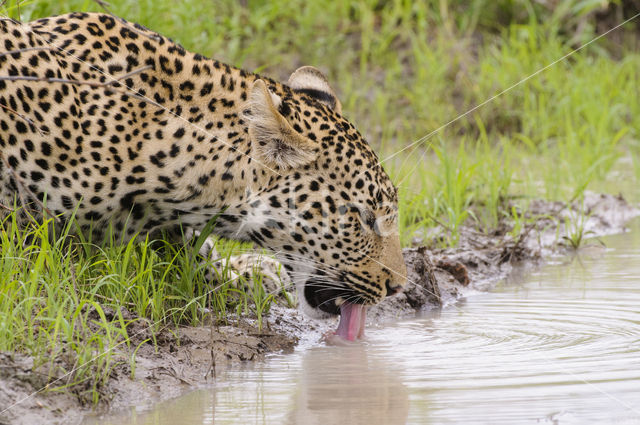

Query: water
[87,222,640,425]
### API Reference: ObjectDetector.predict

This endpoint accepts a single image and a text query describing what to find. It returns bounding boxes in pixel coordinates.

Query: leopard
[0,12,407,340]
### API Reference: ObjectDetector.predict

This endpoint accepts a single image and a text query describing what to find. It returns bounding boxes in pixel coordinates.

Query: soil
[1,192,638,425]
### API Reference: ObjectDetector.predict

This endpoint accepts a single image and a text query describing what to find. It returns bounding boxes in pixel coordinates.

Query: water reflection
[285,345,408,425]
[84,343,409,425]
[83,389,216,425]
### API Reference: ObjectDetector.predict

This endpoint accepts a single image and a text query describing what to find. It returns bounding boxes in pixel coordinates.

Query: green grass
[0,210,280,403]
[1,0,640,403]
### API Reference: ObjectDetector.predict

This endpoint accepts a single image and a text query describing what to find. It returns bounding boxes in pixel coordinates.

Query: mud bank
[1,192,638,425]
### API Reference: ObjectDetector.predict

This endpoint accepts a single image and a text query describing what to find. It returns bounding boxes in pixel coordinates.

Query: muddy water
[85,221,640,425]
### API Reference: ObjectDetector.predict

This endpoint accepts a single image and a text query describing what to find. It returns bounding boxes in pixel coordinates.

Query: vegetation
[0,0,639,402]
[0,211,289,402]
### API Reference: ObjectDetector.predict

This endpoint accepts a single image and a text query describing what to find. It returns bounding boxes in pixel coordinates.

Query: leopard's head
[237,67,406,338]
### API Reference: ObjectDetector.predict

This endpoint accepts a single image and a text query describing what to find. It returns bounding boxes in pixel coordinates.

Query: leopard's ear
[287,66,342,114]
[244,79,317,170]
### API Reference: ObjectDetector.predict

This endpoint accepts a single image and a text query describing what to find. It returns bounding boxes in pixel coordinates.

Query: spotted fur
[0,13,406,316]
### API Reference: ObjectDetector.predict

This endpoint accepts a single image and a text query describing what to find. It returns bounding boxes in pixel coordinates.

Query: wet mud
[1,192,638,425]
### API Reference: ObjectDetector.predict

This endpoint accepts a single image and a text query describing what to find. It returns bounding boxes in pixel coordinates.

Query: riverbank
[1,192,637,425]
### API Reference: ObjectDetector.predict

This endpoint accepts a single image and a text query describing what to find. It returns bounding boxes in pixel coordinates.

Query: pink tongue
[335,302,367,341]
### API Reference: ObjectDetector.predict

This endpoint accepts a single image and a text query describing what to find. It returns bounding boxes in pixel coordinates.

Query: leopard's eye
[347,203,377,233]
[364,210,376,230]
[357,208,377,233]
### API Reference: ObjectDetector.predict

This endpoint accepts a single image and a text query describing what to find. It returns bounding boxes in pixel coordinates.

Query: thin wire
[380,11,640,168]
